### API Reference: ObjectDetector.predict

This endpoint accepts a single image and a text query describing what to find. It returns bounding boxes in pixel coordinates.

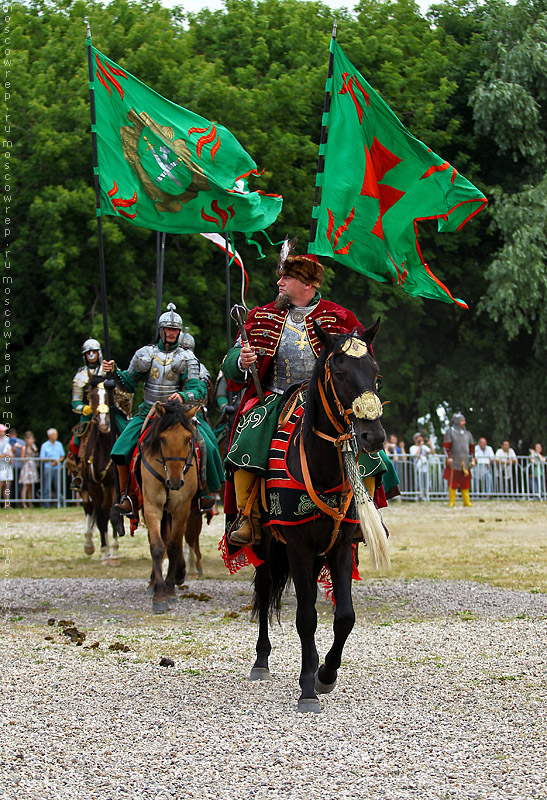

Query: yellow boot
[462,488,473,507]
[228,469,262,546]
[448,488,457,507]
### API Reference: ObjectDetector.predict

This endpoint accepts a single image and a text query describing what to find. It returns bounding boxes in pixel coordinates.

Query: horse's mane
[303,331,354,443]
[143,402,195,452]
[89,374,106,389]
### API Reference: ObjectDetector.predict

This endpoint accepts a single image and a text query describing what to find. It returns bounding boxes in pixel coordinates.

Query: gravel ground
[1,576,546,800]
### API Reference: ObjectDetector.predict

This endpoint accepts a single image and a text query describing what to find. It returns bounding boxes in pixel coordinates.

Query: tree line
[8,0,547,450]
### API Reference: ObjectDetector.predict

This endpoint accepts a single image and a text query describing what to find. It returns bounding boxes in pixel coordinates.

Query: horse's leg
[105,484,120,567]
[143,493,169,613]
[316,536,356,695]
[83,498,95,555]
[185,499,203,579]
[250,533,273,681]
[286,536,322,713]
[164,510,182,602]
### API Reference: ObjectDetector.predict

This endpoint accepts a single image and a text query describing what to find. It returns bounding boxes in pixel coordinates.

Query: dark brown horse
[250,319,388,712]
[140,402,199,612]
[81,376,125,564]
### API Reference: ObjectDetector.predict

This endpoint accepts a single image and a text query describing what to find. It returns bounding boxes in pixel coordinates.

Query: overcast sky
[161,0,433,18]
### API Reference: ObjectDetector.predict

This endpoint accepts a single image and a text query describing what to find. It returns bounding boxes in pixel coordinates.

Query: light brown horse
[140,401,199,613]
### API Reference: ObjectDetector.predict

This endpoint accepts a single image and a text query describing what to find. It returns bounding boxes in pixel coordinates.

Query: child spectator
[19,431,39,508]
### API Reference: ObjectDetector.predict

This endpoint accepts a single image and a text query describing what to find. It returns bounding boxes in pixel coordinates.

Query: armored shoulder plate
[128,345,154,375]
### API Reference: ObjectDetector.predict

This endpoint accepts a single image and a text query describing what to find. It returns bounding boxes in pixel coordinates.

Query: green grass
[1,501,546,591]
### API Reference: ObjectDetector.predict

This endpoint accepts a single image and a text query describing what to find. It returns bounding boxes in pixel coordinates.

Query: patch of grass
[357,501,547,591]
[2,502,547,591]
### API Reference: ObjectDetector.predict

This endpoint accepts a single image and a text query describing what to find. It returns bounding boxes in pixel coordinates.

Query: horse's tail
[356,495,391,572]
[252,537,291,624]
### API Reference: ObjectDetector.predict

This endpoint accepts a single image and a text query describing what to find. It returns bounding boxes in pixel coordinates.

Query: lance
[154,231,166,339]
[230,304,264,403]
[308,18,337,248]
[225,234,233,406]
[86,22,121,508]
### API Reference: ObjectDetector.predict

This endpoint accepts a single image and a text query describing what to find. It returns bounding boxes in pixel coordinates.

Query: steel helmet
[158,302,183,335]
[181,326,195,351]
[82,338,103,362]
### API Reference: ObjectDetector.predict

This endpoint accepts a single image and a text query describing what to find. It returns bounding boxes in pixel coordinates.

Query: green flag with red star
[308,40,487,307]
[91,46,282,234]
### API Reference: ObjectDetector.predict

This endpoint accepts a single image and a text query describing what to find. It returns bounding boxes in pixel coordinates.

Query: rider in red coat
[222,247,390,545]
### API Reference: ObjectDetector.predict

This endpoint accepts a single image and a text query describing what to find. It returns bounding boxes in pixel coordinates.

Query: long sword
[230,304,265,403]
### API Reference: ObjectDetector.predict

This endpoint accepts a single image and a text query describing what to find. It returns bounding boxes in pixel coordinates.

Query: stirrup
[114,494,137,518]
[228,513,260,546]
[70,477,83,491]
[198,495,216,513]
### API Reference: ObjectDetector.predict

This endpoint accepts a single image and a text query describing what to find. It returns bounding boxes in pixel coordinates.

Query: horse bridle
[299,349,384,555]
[138,427,196,497]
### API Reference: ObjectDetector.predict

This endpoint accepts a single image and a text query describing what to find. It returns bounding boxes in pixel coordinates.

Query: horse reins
[139,427,196,501]
[298,351,380,555]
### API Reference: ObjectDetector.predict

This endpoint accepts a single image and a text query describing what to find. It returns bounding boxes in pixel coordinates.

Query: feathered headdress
[276,236,325,288]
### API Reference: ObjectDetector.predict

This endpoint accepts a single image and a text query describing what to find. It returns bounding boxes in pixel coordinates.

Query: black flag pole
[154,231,166,338]
[309,18,337,248]
[225,234,233,405]
[86,22,121,507]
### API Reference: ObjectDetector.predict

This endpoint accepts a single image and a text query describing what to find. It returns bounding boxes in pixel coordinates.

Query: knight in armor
[102,303,224,517]
[442,413,475,507]
[67,339,128,491]
[222,245,397,546]
[179,326,214,417]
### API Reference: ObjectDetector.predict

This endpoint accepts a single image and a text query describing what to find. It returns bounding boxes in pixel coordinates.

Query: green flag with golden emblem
[91,47,282,234]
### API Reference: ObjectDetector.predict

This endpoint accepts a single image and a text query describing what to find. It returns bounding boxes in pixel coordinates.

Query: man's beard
[275,292,290,311]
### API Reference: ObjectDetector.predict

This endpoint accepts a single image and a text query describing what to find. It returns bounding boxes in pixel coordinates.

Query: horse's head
[143,401,198,491]
[311,317,386,454]
[88,375,111,434]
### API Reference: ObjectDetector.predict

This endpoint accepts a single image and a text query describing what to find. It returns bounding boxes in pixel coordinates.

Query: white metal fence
[1,458,76,508]
[1,453,545,507]
[389,453,546,501]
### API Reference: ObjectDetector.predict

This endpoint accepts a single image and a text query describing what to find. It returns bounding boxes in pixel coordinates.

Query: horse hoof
[249,667,272,681]
[84,544,95,556]
[197,568,203,578]
[146,584,154,597]
[315,669,337,694]
[297,698,321,714]
[167,595,177,605]
[108,557,121,567]
[153,601,169,614]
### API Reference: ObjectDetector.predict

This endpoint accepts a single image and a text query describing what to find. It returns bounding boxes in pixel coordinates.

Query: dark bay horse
[81,376,125,564]
[140,401,199,613]
[251,319,388,712]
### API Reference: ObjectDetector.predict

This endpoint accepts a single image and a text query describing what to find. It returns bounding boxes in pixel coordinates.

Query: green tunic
[111,342,224,492]
[224,347,390,482]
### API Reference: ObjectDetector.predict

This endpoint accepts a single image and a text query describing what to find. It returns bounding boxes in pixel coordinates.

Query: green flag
[91,47,282,234]
[308,40,487,307]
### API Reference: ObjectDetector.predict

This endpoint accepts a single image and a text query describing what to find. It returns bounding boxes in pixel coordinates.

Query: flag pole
[86,22,122,510]
[225,234,233,405]
[86,22,111,361]
[225,234,232,351]
[309,18,337,248]
[154,231,166,338]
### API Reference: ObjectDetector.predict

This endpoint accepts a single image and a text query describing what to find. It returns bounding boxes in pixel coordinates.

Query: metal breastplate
[446,427,473,469]
[265,307,316,394]
[72,365,100,405]
[130,344,195,403]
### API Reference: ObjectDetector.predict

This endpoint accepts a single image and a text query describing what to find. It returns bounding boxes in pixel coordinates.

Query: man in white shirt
[409,432,433,501]
[475,436,495,496]
[495,440,517,494]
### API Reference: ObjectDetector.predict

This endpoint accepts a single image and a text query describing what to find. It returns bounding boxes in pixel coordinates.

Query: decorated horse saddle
[263,389,359,528]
